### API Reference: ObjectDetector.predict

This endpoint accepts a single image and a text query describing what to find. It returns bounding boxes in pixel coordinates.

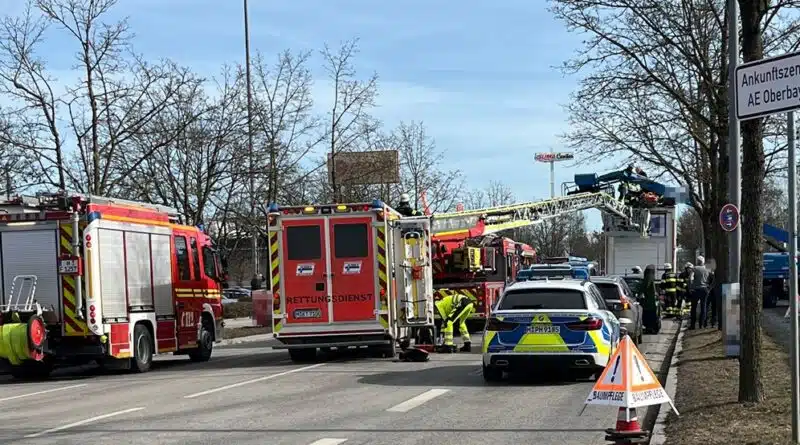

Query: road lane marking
[184,363,326,399]
[0,384,88,403]
[308,439,348,445]
[24,407,144,438]
[386,388,450,412]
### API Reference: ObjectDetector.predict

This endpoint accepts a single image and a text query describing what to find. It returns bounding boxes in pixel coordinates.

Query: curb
[643,316,684,444]
[217,333,275,347]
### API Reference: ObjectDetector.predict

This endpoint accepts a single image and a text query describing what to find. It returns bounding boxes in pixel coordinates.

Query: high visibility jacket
[678,271,691,293]
[661,272,678,294]
[435,293,471,321]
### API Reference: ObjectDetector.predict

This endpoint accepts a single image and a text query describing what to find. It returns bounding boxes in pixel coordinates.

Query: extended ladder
[430,191,649,237]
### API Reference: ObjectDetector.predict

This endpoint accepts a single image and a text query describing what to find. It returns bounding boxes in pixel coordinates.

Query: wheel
[131,324,153,373]
[189,320,214,362]
[288,348,317,363]
[10,360,53,380]
[380,342,397,358]
[482,364,503,382]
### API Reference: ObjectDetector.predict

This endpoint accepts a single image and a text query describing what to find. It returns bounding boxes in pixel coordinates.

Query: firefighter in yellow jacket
[435,293,475,353]
[661,263,679,316]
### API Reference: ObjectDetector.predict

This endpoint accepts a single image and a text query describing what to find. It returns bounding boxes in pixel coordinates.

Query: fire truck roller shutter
[0,226,62,319]
[125,231,155,309]
[97,229,128,319]
[151,234,174,316]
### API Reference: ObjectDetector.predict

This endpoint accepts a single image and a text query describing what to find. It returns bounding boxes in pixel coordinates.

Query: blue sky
[1,0,629,230]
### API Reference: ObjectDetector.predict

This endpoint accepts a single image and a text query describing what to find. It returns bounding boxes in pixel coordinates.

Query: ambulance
[266,200,435,362]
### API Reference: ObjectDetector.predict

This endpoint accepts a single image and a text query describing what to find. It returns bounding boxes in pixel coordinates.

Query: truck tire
[189,321,213,363]
[10,359,53,380]
[288,348,316,363]
[131,324,153,373]
[482,364,503,382]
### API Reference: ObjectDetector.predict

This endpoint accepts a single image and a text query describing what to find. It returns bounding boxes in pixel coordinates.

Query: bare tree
[462,180,515,209]
[34,0,201,195]
[0,2,68,190]
[738,0,770,404]
[518,213,587,258]
[677,208,704,254]
[320,38,379,202]
[394,121,463,212]
[550,0,800,285]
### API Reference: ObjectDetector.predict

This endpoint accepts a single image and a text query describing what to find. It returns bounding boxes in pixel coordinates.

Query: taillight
[619,293,630,310]
[485,317,516,332]
[566,317,603,331]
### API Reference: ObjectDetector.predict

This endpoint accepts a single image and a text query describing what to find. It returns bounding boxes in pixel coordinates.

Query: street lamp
[243,0,258,278]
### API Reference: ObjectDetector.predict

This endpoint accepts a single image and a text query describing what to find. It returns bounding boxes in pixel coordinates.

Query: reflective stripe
[60,222,88,336]
[376,226,389,328]
[269,232,282,333]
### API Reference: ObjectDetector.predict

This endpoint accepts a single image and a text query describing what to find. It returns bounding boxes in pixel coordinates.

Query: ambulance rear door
[328,215,378,323]
[280,217,329,324]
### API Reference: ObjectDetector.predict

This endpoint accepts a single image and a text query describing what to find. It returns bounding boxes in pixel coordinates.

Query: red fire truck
[432,234,535,325]
[0,193,225,379]
[267,201,435,362]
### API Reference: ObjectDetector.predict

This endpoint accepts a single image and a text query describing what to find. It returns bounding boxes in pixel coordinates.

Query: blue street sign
[719,203,740,232]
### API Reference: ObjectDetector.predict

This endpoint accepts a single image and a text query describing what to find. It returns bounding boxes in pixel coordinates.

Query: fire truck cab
[0,193,225,379]
[267,200,435,362]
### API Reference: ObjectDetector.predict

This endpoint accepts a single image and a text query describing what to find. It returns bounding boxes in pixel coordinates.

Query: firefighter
[435,293,475,353]
[395,193,418,217]
[661,263,679,316]
[678,263,693,315]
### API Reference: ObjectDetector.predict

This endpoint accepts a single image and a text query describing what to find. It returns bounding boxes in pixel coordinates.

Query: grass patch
[225,326,271,339]
[222,301,252,319]
[664,328,792,445]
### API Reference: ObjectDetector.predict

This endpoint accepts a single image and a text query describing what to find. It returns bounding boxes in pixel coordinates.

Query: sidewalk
[663,320,792,444]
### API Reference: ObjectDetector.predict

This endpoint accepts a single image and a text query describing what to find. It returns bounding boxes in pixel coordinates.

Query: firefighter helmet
[685,262,693,269]
[399,193,410,204]
[664,263,672,271]
[631,266,642,274]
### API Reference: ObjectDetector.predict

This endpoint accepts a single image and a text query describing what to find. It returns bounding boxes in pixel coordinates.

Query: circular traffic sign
[719,203,740,232]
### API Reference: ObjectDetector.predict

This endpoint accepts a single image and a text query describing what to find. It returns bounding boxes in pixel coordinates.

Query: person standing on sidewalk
[689,256,711,330]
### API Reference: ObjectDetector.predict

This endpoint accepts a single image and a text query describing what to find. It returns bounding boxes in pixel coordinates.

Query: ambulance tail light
[272,292,281,311]
[485,316,516,332]
[566,317,603,331]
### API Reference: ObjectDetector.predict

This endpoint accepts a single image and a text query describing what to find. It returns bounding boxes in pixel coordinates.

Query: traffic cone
[605,407,649,443]
[614,407,641,432]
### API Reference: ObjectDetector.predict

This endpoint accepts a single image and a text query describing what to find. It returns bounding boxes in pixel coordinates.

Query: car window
[589,286,608,310]
[595,282,621,301]
[499,288,587,310]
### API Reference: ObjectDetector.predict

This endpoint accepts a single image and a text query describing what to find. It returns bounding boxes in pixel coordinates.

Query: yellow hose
[0,323,33,365]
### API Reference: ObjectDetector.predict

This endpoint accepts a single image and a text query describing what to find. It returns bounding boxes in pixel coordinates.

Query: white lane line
[308,439,348,445]
[0,384,88,403]
[184,363,326,399]
[386,388,450,413]
[24,407,144,438]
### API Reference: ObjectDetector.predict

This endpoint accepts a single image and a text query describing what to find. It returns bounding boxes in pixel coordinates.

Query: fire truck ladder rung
[431,192,637,235]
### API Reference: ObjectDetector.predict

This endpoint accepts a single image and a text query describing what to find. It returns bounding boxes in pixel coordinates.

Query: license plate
[58,259,78,274]
[527,324,560,334]
[293,309,322,319]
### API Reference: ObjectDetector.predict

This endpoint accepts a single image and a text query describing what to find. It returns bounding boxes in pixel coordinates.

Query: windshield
[594,282,621,301]
[499,288,587,310]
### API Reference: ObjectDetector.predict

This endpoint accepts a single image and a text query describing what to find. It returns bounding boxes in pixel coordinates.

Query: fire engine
[0,193,225,379]
[431,233,535,326]
[267,200,435,362]
[428,192,643,324]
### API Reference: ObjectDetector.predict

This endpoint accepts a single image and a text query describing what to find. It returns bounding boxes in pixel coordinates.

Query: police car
[481,278,622,382]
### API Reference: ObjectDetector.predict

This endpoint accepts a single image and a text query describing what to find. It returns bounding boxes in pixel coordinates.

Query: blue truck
[763,223,796,308]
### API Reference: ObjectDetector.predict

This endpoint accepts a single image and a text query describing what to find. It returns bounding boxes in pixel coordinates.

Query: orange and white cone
[614,407,642,433]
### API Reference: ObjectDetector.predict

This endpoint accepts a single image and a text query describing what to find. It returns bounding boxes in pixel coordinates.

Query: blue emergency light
[371,199,385,209]
[267,203,280,213]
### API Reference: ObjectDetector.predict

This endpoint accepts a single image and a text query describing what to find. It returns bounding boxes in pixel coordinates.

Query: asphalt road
[0,326,678,445]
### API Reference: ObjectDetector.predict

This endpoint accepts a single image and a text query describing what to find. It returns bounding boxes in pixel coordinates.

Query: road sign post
[534,152,574,198]
[735,48,800,442]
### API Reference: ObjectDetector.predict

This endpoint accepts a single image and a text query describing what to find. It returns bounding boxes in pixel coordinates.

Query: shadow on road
[356,364,588,388]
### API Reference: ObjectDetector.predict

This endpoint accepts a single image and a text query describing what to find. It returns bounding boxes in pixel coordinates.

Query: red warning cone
[614,407,642,432]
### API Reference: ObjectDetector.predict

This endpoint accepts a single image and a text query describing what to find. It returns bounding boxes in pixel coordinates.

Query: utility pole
[243,0,258,278]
